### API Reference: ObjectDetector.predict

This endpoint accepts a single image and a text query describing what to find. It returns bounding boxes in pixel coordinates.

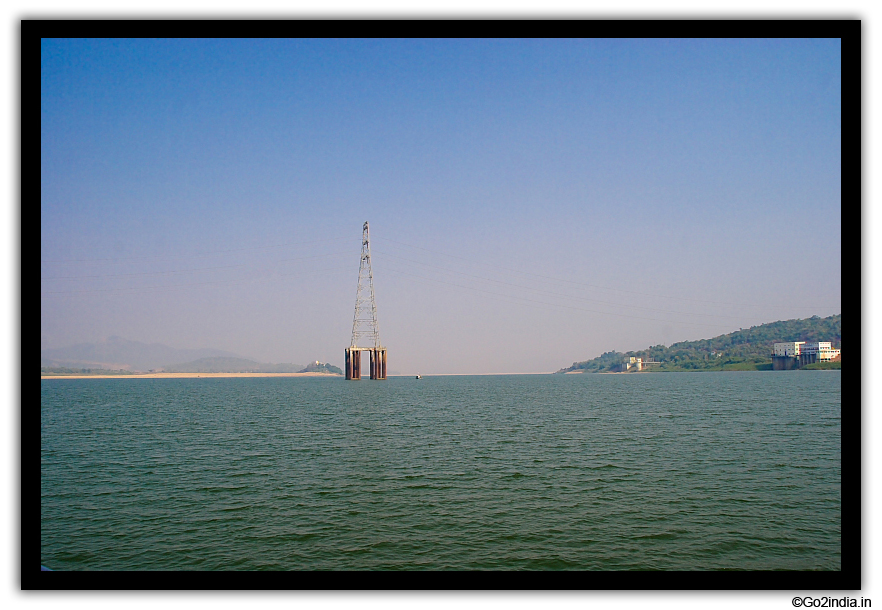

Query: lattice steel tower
[345,222,386,380]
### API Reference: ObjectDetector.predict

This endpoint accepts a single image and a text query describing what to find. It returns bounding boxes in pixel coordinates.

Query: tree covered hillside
[299,361,343,375]
[558,314,841,373]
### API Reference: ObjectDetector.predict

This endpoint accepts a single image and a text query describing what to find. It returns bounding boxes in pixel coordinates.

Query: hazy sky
[40,38,841,374]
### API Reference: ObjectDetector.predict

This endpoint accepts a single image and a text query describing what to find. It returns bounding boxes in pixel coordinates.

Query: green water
[41,371,840,570]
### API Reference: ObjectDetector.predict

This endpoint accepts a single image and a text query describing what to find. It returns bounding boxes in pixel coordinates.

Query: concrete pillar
[348,347,385,380]
[367,348,387,380]
[345,348,361,380]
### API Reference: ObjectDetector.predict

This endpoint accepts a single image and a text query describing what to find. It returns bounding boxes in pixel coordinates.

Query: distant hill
[558,314,841,373]
[299,361,343,375]
[162,357,306,373]
[41,336,245,372]
[39,337,344,375]
[41,366,138,376]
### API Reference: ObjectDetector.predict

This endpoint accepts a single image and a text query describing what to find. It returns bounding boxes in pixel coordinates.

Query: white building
[626,356,643,371]
[800,342,841,361]
[774,342,805,357]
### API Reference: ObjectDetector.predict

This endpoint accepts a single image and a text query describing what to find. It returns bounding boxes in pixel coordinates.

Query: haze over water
[41,371,840,571]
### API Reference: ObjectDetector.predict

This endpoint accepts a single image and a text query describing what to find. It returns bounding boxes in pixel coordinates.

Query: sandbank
[41,372,341,380]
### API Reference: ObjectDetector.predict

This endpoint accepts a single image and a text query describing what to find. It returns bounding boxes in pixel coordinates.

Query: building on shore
[798,342,841,367]
[624,356,661,371]
[772,341,840,370]
[774,342,805,357]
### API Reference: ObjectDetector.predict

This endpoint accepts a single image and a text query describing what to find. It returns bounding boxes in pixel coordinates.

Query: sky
[18,3,867,610]
[40,37,842,374]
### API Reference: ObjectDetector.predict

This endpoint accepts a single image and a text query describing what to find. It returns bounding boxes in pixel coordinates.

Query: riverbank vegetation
[558,314,841,373]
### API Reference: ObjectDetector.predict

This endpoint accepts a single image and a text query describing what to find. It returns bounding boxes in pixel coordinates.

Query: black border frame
[30,20,855,590]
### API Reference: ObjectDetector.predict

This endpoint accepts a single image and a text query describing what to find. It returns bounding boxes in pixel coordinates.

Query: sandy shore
[41,372,341,380]
[43,371,559,379]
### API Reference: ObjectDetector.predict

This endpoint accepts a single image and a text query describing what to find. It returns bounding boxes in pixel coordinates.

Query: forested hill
[558,314,841,373]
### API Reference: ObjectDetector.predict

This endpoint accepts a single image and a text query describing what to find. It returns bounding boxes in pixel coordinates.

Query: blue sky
[41,38,841,373]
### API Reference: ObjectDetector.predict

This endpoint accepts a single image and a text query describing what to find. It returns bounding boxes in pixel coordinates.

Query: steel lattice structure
[350,221,381,349]
[345,222,386,380]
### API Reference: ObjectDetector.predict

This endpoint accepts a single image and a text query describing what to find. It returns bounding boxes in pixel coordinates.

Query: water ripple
[42,372,840,570]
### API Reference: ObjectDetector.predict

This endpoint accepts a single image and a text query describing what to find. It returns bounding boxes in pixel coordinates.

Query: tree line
[558,314,841,373]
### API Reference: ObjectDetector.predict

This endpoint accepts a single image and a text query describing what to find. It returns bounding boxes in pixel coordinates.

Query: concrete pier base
[798,353,820,368]
[772,356,798,370]
[345,348,361,380]
[370,348,387,380]
[345,347,386,380]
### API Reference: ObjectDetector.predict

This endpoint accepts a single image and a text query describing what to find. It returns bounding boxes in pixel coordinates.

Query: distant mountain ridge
[162,357,306,373]
[41,336,251,372]
[558,314,841,373]
[163,357,342,374]
[40,337,342,374]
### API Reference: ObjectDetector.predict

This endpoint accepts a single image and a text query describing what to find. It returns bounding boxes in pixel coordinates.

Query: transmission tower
[350,221,381,348]
[345,222,386,380]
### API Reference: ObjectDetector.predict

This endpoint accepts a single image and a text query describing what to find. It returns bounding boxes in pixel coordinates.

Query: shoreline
[41,372,342,380]
[42,371,558,380]
[388,372,556,377]
[42,369,838,380]
[561,368,840,374]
